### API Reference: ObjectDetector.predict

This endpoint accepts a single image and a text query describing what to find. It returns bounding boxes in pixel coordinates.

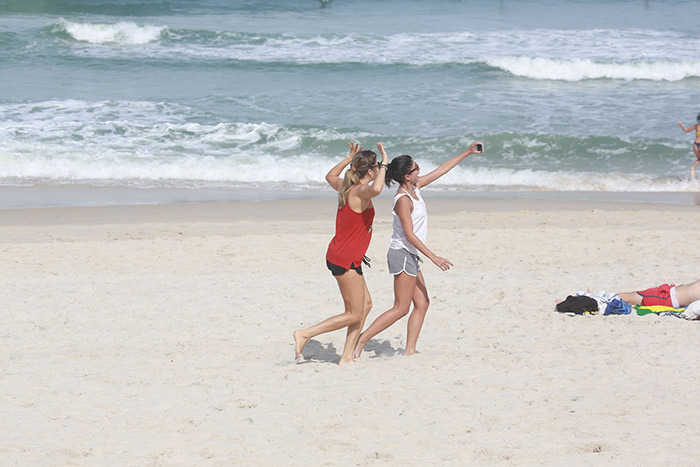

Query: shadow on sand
[297,338,403,363]
[297,339,340,364]
[361,339,402,358]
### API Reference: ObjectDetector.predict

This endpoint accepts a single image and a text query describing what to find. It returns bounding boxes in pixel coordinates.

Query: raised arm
[354,142,389,200]
[326,142,362,191]
[678,121,696,133]
[418,141,483,188]
[394,196,453,271]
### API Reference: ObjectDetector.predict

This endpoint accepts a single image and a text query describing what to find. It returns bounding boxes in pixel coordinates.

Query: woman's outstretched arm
[418,141,483,188]
[678,121,697,133]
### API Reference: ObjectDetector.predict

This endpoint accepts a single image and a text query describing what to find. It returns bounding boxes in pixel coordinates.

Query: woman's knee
[340,301,364,323]
[413,294,430,311]
[391,305,411,319]
[345,311,363,326]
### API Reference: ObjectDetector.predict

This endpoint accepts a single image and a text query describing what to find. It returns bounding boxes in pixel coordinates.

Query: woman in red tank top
[294,141,388,365]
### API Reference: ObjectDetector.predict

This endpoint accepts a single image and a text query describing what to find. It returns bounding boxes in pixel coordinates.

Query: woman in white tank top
[355,141,484,358]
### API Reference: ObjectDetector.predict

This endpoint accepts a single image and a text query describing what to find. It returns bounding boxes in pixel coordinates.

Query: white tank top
[389,186,427,254]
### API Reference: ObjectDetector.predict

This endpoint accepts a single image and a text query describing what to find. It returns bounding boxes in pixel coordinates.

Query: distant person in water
[354,142,484,359]
[677,114,700,178]
[294,141,388,365]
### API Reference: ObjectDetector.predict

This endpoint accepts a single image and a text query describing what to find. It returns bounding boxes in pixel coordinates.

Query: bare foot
[353,340,365,360]
[293,330,308,362]
[404,349,419,356]
[338,355,355,366]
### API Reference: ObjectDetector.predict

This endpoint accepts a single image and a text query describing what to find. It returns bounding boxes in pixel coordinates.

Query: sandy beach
[3,197,700,465]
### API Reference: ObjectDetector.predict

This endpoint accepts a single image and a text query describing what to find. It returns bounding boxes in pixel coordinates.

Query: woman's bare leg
[405,271,429,356]
[617,291,643,306]
[354,271,416,359]
[294,269,366,364]
[344,278,373,357]
[339,276,373,365]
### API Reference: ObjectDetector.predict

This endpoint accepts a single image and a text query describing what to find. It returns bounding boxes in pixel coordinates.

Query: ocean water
[2,0,700,207]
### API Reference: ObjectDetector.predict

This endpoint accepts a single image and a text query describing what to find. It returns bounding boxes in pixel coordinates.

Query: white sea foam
[484,56,700,82]
[0,99,696,192]
[0,140,700,192]
[48,25,700,84]
[0,101,359,186]
[55,19,165,45]
[1,144,697,193]
[430,165,700,192]
[0,146,332,186]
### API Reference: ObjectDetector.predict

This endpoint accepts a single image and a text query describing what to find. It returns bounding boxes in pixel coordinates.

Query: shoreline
[0,183,699,212]
[2,196,698,228]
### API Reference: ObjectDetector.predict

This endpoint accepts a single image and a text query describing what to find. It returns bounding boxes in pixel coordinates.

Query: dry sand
[2,198,700,465]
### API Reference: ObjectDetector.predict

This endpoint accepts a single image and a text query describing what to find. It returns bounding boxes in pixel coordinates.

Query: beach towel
[634,305,685,317]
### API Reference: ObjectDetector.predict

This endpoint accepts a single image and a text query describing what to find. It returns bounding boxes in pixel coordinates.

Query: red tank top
[326,201,375,269]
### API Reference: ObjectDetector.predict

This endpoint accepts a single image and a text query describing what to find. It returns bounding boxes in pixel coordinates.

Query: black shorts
[326,260,363,276]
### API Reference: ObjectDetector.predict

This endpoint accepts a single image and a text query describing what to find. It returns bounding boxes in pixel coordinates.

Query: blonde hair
[338,150,377,208]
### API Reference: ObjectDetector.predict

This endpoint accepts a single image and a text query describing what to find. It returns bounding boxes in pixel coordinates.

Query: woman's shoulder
[393,187,408,198]
[393,189,415,212]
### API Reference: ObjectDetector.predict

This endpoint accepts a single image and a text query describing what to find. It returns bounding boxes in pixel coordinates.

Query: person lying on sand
[557,280,700,310]
[617,280,700,309]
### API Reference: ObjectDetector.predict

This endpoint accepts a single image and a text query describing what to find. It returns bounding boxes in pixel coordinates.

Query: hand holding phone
[474,143,484,153]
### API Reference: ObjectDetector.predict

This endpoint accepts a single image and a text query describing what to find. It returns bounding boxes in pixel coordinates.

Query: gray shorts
[387,248,421,277]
